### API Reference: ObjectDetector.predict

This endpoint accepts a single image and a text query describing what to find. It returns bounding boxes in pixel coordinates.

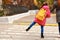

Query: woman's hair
[57,0,60,6]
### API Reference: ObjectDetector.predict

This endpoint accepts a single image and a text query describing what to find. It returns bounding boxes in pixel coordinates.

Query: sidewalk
[0,24,60,40]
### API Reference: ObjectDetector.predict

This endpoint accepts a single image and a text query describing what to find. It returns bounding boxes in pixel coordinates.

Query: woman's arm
[51,4,56,12]
[51,1,57,12]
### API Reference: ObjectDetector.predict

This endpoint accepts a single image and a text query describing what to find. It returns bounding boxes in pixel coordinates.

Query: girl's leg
[26,21,36,31]
[41,25,44,38]
[58,22,60,34]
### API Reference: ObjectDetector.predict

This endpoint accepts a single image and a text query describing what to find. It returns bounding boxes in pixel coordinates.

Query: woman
[26,2,50,38]
[51,0,60,35]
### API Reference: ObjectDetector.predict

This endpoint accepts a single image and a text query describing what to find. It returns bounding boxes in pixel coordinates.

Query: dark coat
[51,1,60,22]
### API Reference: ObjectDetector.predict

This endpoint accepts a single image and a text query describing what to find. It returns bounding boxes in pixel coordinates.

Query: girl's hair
[40,2,48,8]
[43,1,48,5]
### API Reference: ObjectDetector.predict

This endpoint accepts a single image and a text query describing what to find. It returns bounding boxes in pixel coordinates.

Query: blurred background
[0,0,54,16]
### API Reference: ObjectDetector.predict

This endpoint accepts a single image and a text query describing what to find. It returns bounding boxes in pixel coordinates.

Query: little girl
[26,2,51,38]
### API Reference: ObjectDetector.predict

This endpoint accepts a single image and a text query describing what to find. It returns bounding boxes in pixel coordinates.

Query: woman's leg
[26,21,36,31]
[58,22,60,34]
[41,25,44,38]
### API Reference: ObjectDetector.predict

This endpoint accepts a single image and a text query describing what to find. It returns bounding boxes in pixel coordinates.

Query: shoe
[26,29,29,31]
[26,27,30,31]
[41,35,44,38]
[41,33,44,38]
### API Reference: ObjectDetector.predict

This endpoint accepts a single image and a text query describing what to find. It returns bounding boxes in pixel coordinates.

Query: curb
[51,14,56,16]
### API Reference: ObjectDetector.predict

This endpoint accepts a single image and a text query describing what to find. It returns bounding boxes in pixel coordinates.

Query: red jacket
[34,5,50,26]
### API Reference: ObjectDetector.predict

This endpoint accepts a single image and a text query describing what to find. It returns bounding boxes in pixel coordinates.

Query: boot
[41,33,44,38]
[26,27,30,31]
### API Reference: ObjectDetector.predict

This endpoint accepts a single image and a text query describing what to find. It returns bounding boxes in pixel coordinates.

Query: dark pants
[28,21,44,33]
[58,22,60,33]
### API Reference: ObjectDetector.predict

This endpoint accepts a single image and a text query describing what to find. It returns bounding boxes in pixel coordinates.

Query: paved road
[0,24,60,40]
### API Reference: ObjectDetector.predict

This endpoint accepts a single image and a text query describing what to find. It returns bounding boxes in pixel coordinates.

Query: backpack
[36,8,46,21]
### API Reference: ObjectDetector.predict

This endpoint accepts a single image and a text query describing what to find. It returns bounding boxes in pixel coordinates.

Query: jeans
[28,21,44,33]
